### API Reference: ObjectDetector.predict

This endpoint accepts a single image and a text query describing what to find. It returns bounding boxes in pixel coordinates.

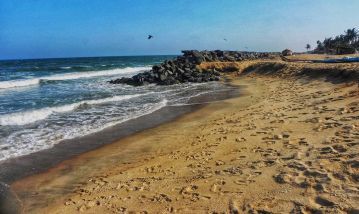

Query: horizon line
[0,54,185,61]
[1,49,288,61]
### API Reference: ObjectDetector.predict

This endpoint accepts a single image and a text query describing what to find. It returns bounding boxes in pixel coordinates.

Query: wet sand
[4,55,359,213]
[0,83,240,214]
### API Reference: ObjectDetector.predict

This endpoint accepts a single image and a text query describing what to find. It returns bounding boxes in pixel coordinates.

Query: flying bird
[245,47,248,49]
[148,35,153,39]
[224,39,227,41]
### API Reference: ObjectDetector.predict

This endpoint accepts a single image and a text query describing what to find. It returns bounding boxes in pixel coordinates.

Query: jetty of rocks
[109,50,279,86]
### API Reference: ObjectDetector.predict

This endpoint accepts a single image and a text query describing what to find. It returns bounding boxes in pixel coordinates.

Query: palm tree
[333,35,346,47]
[316,40,323,49]
[323,37,334,49]
[305,44,311,51]
[344,28,359,45]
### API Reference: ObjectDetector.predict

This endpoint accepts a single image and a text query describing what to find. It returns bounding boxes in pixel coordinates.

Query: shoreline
[2,74,258,214]
[0,82,241,214]
[4,55,359,213]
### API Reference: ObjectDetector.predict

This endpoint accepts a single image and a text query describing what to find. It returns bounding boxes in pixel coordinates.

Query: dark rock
[152,65,162,71]
[177,68,185,74]
[192,72,200,77]
[109,50,279,86]
[195,77,202,83]
[160,74,167,81]
[192,50,205,64]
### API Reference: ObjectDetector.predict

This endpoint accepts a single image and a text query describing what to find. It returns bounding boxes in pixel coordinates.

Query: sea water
[0,56,231,161]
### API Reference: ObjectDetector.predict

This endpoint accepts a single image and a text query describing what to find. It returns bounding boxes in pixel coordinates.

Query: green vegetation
[305,44,311,51]
[315,28,359,52]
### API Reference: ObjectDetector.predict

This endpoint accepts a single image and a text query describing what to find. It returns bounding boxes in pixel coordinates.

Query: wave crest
[0,79,40,89]
[0,99,167,161]
[0,66,150,89]
[0,93,151,126]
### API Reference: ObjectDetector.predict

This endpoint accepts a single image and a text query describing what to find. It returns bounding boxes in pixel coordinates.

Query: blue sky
[1,0,358,59]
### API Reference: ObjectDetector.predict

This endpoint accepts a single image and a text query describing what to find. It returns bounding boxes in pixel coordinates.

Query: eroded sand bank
[9,55,359,213]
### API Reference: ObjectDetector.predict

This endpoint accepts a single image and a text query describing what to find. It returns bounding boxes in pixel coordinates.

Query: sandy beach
[6,55,359,213]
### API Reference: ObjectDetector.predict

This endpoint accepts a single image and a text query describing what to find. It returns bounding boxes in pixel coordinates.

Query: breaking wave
[0,93,153,126]
[0,66,150,89]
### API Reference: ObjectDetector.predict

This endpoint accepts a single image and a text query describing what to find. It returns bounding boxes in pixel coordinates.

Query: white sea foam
[0,99,167,161]
[0,66,150,89]
[46,66,150,81]
[0,79,40,89]
[0,93,151,126]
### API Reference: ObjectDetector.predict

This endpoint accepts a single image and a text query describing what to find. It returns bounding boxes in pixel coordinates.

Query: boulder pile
[109,50,279,86]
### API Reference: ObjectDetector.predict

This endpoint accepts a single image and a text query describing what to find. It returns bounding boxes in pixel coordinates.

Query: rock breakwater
[109,50,278,86]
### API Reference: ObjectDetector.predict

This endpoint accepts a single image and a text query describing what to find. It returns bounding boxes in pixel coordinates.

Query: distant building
[282,49,293,56]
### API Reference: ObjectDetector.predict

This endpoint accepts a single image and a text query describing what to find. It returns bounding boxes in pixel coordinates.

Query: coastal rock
[109,50,279,86]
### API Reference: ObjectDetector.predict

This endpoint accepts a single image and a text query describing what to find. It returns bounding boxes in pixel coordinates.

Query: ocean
[0,56,232,161]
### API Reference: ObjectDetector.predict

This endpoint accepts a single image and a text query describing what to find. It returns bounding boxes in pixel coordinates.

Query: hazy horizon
[0,54,182,61]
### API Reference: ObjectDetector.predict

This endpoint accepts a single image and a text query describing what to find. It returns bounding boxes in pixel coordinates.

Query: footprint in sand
[210,180,226,193]
[311,196,335,208]
[229,196,245,214]
[180,185,200,202]
[273,160,333,193]
[234,172,260,186]
[247,197,295,213]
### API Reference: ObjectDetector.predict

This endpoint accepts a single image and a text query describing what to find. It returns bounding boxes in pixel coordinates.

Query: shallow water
[0,56,232,161]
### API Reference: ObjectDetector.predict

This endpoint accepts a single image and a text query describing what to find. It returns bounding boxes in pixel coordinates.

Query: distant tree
[344,28,358,46]
[305,44,311,51]
[354,40,359,49]
[315,40,324,52]
[323,37,334,49]
[333,35,347,47]
[316,40,323,49]
[315,28,359,52]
